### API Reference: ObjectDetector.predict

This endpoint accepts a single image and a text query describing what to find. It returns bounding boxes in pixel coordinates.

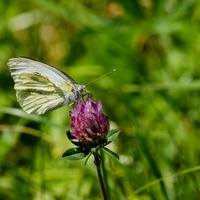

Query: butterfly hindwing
[14,72,70,114]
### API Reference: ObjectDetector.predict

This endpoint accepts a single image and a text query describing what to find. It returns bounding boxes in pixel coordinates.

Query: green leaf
[106,129,120,142]
[62,147,91,160]
[84,151,93,165]
[84,147,99,165]
[103,147,119,160]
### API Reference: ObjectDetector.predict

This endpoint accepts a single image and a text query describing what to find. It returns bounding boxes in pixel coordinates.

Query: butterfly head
[75,84,87,97]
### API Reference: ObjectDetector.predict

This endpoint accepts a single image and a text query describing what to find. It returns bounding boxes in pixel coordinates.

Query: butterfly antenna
[85,69,116,86]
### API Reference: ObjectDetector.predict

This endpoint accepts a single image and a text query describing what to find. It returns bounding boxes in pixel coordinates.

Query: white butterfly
[8,57,87,114]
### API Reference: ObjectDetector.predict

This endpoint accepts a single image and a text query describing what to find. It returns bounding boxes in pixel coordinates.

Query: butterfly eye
[75,85,86,93]
[80,86,86,93]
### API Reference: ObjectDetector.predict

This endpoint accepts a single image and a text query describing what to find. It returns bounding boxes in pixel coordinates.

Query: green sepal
[106,129,120,143]
[62,147,91,160]
[103,146,119,160]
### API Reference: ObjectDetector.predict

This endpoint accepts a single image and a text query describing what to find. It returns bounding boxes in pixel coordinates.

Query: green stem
[93,149,108,200]
[100,148,109,197]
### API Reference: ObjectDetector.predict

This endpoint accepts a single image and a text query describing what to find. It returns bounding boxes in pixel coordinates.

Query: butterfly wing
[8,57,79,114]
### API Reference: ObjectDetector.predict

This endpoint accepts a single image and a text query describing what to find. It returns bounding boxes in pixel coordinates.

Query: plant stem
[93,149,108,200]
[100,148,109,197]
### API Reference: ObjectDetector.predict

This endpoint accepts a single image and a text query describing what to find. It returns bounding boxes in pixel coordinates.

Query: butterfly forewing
[8,57,77,85]
[8,57,86,114]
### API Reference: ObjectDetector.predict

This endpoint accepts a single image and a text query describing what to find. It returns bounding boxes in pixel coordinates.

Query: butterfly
[8,57,87,114]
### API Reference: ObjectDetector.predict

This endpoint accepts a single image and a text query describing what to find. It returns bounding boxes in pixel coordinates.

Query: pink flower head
[69,97,110,147]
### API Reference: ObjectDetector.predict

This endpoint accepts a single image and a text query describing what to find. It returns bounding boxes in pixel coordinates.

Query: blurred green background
[1,0,200,199]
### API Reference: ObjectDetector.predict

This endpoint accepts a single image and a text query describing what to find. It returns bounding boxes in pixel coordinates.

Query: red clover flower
[63,96,120,200]
[63,96,119,161]
[69,97,110,147]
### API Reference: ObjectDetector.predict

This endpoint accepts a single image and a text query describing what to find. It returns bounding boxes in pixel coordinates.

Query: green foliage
[106,129,120,143]
[1,0,200,199]
[63,129,120,160]
[62,147,91,160]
